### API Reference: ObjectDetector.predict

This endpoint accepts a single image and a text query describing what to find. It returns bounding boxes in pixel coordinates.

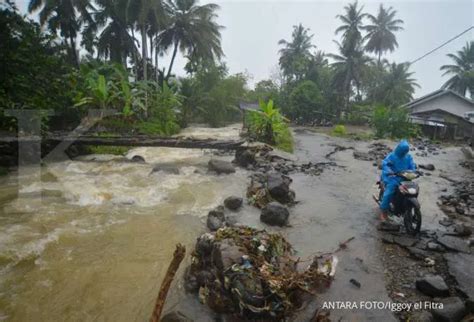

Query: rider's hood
[394,140,410,158]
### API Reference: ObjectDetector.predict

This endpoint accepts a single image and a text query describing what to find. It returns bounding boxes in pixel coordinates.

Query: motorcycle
[374,171,422,235]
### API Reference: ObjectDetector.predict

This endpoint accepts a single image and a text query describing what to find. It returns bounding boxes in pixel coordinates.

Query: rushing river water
[1,125,470,322]
[0,125,249,322]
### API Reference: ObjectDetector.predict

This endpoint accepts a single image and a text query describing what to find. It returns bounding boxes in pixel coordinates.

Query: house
[404,89,474,141]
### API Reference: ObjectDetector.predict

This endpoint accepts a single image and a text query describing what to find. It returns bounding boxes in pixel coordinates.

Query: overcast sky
[16,0,473,98]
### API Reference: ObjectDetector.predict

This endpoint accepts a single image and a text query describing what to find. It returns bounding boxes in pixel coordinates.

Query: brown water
[1,125,469,322]
[0,125,248,322]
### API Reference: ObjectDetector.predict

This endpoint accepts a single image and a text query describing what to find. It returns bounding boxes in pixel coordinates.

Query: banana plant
[248,99,289,144]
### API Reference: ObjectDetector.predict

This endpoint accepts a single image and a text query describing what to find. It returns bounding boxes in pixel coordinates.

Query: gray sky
[16,0,474,98]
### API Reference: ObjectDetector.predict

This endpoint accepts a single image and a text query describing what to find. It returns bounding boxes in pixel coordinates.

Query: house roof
[404,89,474,109]
[239,102,259,111]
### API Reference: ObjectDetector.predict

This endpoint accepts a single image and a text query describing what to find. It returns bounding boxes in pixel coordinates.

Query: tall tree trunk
[141,25,148,118]
[155,46,159,83]
[377,51,381,66]
[166,41,179,80]
[69,35,78,67]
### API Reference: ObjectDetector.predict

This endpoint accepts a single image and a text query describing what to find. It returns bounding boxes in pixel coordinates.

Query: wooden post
[150,244,186,322]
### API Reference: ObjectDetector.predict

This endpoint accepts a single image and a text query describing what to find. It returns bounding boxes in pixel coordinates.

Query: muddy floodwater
[0,125,470,321]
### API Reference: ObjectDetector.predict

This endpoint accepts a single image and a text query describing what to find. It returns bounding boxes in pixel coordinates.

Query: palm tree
[364,4,404,64]
[28,0,94,65]
[83,0,137,66]
[157,0,223,80]
[335,1,367,53]
[278,24,314,82]
[328,41,372,105]
[379,62,419,107]
[440,41,474,98]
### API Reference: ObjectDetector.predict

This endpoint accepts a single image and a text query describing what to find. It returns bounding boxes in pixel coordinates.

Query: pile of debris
[247,172,295,209]
[412,139,442,157]
[439,180,474,217]
[234,146,337,176]
[353,143,391,168]
[185,226,335,320]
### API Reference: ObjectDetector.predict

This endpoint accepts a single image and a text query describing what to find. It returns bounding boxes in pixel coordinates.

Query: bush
[332,124,347,136]
[247,100,294,152]
[372,105,418,139]
[288,80,324,122]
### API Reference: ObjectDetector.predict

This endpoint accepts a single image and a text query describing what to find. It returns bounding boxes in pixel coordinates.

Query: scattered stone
[416,275,449,297]
[409,311,434,322]
[260,202,290,226]
[439,218,454,227]
[393,236,418,248]
[130,155,145,163]
[349,278,361,288]
[208,159,236,174]
[234,149,256,167]
[377,221,401,232]
[407,247,429,260]
[161,311,193,322]
[445,224,472,237]
[445,253,474,299]
[419,164,435,171]
[151,164,180,175]
[267,173,293,204]
[207,206,226,231]
[224,196,243,211]
[431,297,466,322]
[427,242,445,252]
[437,235,471,253]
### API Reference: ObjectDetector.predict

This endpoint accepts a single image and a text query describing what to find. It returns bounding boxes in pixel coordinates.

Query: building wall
[409,93,474,119]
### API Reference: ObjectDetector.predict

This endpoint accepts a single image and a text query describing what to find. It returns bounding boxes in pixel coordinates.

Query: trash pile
[353,143,391,168]
[185,226,335,319]
[439,180,474,217]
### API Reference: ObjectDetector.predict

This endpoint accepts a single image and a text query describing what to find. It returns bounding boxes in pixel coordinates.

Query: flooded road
[0,125,470,321]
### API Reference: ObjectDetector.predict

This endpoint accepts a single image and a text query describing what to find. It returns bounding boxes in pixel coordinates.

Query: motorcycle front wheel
[404,205,422,235]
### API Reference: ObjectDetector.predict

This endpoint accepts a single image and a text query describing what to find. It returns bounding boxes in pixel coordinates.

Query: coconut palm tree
[335,1,367,53]
[82,0,137,66]
[28,0,94,65]
[328,41,372,105]
[157,0,223,80]
[440,41,474,98]
[278,24,314,82]
[364,4,404,64]
[378,62,419,107]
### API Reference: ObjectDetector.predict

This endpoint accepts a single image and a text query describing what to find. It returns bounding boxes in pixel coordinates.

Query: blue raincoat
[380,140,416,211]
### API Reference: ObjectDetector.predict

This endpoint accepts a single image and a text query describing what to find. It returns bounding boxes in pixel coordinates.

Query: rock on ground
[266,173,293,204]
[207,206,226,231]
[234,149,256,167]
[419,164,435,171]
[431,297,466,322]
[208,159,236,174]
[409,311,434,322]
[260,202,289,226]
[416,275,449,297]
[224,196,243,210]
[436,235,471,254]
[445,253,474,299]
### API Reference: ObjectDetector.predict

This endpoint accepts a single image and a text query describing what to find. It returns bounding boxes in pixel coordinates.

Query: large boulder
[266,173,294,204]
[431,297,466,322]
[416,275,449,297]
[234,149,256,167]
[150,164,180,175]
[208,159,236,174]
[211,239,245,271]
[260,202,289,226]
[207,206,226,231]
[224,196,243,211]
[437,235,471,253]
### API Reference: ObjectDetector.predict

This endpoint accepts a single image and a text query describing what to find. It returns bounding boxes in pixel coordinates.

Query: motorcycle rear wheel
[404,205,422,235]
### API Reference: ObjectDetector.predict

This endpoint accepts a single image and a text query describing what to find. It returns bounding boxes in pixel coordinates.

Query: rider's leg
[380,182,397,220]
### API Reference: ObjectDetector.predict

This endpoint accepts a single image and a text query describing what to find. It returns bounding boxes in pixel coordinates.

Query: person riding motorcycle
[379,140,417,221]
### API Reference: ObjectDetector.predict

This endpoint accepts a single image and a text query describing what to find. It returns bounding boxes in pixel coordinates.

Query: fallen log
[150,244,186,322]
[0,135,245,150]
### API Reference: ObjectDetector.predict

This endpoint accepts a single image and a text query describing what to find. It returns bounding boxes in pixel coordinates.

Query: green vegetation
[332,124,347,136]
[372,105,418,139]
[247,100,294,152]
